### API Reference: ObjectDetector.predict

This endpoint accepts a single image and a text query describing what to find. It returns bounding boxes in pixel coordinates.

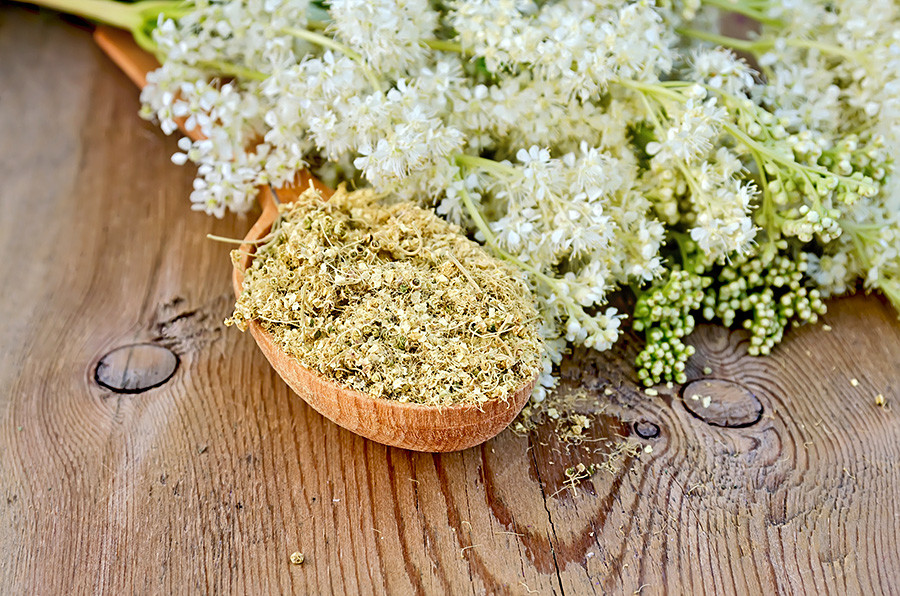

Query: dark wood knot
[95,343,179,393]
[633,420,660,439]
[680,379,762,428]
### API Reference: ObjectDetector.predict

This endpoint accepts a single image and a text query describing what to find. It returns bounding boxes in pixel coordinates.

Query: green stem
[721,121,864,187]
[424,39,465,53]
[676,28,757,53]
[750,149,778,238]
[305,19,465,54]
[764,38,860,60]
[26,0,143,29]
[839,220,883,238]
[635,91,707,205]
[282,27,363,62]
[636,92,664,130]
[700,0,783,27]
[458,186,500,247]
[456,182,558,291]
[667,230,697,270]
[841,221,882,233]
[454,154,517,177]
[849,233,872,270]
[678,27,861,61]
[619,78,870,191]
[615,78,685,103]
[875,279,900,314]
[281,26,383,90]
[197,59,267,81]
[22,0,192,51]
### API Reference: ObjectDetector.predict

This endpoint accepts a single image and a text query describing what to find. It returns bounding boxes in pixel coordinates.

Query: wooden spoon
[94,27,537,451]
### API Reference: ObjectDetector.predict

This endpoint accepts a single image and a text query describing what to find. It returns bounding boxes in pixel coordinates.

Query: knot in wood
[95,343,178,393]
[680,379,762,428]
[633,420,660,439]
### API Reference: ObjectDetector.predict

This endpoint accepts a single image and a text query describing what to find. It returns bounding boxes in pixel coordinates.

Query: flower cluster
[634,266,710,385]
[634,239,826,384]
[76,0,898,396]
[704,244,826,356]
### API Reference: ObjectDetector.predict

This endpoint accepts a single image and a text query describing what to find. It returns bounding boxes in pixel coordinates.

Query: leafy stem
[454,172,603,331]
[424,39,465,53]
[23,0,192,51]
[305,18,465,54]
[677,27,862,61]
[455,180,552,287]
[454,153,516,177]
[196,59,267,82]
[281,27,383,90]
[699,0,783,27]
[617,78,871,190]
[721,121,865,189]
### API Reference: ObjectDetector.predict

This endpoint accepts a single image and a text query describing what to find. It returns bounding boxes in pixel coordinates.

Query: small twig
[459,544,480,558]
[446,250,481,294]
[207,233,272,245]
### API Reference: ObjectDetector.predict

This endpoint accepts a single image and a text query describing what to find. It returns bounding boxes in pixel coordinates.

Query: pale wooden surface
[2,9,900,595]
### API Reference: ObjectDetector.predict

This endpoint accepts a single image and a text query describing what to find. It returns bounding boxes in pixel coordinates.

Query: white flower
[690,47,755,96]
[805,252,852,296]
[137,0,900,406]
[328,0,438,76]
[646,98,726,165]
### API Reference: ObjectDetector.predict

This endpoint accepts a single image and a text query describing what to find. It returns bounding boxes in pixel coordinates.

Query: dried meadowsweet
[227,186,542,407]
[513,387,601,444]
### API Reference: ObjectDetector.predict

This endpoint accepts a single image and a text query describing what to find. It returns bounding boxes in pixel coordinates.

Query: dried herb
[227,187,542,407]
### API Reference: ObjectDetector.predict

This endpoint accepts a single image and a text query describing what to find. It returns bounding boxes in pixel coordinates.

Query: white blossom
[137,0,900,406]
[328,0,438,76]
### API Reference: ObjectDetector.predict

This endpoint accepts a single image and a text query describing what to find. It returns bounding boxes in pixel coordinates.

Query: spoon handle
[94,27,203,144]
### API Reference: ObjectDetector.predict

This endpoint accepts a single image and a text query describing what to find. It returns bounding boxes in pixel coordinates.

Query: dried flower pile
[31,0,900,401]
[226,186,542,406]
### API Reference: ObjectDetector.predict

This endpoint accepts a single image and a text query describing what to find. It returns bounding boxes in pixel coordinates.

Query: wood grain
[2,8,900,595]
[95,343,179,393]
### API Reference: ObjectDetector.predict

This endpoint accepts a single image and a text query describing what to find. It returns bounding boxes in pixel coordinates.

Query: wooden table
[3,8,900,594]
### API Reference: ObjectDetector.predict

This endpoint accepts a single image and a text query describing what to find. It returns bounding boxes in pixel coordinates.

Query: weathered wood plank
[1,9,899,595]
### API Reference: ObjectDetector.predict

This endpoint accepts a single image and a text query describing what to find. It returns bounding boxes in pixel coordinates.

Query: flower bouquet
[24,0,900,427]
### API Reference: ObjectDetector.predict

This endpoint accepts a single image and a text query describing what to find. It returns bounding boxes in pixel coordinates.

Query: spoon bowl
[233,185,537,451]
[95,27,536,451]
